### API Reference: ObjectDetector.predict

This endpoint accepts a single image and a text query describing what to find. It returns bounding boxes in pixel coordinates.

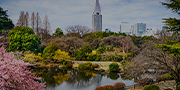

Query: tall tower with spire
[92,0,102,32]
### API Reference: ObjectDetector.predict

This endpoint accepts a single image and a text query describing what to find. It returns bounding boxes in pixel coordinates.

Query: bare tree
[126,41,180,89]
[24,12,29,27]
[39,15,51,41]
[43,15,51,35]
[35,12,42,35]
[66,25,92,35]
[16,11,25,26]
[31,12,36,31]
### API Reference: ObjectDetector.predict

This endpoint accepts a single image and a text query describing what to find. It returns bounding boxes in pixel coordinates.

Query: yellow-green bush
[161,73,173,81]
[24,53,43,64]
[143,85,160,90]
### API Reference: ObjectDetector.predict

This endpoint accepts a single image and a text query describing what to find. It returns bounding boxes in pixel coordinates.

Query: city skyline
[0,0,179,33]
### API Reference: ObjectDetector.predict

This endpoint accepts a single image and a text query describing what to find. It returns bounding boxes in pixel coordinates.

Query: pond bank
[127,80,176,90]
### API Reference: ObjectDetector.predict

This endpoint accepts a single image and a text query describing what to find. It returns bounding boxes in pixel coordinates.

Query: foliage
[156,76,162,82]
[74,45,92,60]
[113,82,125,90]
[95,85,114,90]
[62,61,73,68]
[162,0,180,34]
[8,26,40,51]
[0,36,45,89]
[87,51,101,61]
[53,27,64,38]
[143,85,160,90]
[82,31,126,43]
[161,73,174,81]
[78,62,96,70]
[108,72,120,80]
[0,7,14,34]
[24,53,43,64]
[138,78,153,86]
[90,38,101,49]
[109,63,119,72]
[100,35,124,47]
[103,85,114,90]
[53,49,71,62]
[95,86,104,90]
[78,63,84,69]
[42,41,58,63]
[65,33,81,38]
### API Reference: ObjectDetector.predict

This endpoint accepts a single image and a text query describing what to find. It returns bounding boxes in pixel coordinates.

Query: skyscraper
[120,22,131,35]
[133,23,146,36]
[92,0,102,32]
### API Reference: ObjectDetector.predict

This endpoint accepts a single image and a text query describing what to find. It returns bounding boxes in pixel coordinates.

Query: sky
[0,0,179,33]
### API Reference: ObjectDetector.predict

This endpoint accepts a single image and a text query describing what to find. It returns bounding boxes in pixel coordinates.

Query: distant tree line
[16,11,51,40]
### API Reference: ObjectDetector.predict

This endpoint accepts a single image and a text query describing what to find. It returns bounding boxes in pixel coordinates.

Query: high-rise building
[120,22,131,35]
[133,23,146,36]
[92,0,102,32]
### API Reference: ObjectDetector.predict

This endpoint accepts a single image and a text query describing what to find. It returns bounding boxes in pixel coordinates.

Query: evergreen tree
[162,0,180,34]
[0,7,14,34]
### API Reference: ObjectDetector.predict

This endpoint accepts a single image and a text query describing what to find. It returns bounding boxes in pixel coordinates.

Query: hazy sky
[0,0,179,33]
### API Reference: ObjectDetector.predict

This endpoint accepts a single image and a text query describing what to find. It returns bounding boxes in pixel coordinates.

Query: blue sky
[0,0,179,33]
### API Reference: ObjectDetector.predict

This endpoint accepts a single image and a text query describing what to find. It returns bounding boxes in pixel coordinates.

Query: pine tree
[162,0,180,34]
[0,7,14,34]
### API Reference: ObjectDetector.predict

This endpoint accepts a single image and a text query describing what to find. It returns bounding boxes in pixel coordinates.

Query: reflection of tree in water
[33,68,70,88]
[107,72,120,80]
[66,69,102,88]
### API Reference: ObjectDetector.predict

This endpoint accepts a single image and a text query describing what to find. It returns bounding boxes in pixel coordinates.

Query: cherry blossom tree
[0,36,45,90]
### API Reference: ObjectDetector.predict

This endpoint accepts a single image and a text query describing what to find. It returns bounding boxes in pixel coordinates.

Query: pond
[33,67,135,90]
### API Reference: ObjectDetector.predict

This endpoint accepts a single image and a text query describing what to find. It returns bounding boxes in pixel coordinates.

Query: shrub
[138,78,153,86]
[156,76,162,82]
[93,64,99,68]
[78,63,84,69]
[161,73,173,81]
[83,62,92,69]
[109,63,119,72]
[143,85,160,90]
[103,85,114,90]
[113,82,125,90]
[74,45,92,60]
[95,86,104,90]
[42,41,58,63]
[63,61,72,68]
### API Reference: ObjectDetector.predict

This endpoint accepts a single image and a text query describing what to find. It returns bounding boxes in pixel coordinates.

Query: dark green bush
[109,63,119,72]
[143,85,160,90]
[63,61,72,68]
[78,63,84,69]
[74,45,92,60]
[138,78,153,86]
[87,54,101,61]
[78,62,95,70]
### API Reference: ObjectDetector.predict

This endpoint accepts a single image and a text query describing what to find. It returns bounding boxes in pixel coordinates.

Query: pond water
[33,68,135,90]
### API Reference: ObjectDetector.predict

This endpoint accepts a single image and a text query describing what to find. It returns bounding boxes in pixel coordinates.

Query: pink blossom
[0,37,45,90]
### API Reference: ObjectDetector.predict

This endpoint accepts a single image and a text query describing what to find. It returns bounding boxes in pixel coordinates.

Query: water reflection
[33,68,135,90]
